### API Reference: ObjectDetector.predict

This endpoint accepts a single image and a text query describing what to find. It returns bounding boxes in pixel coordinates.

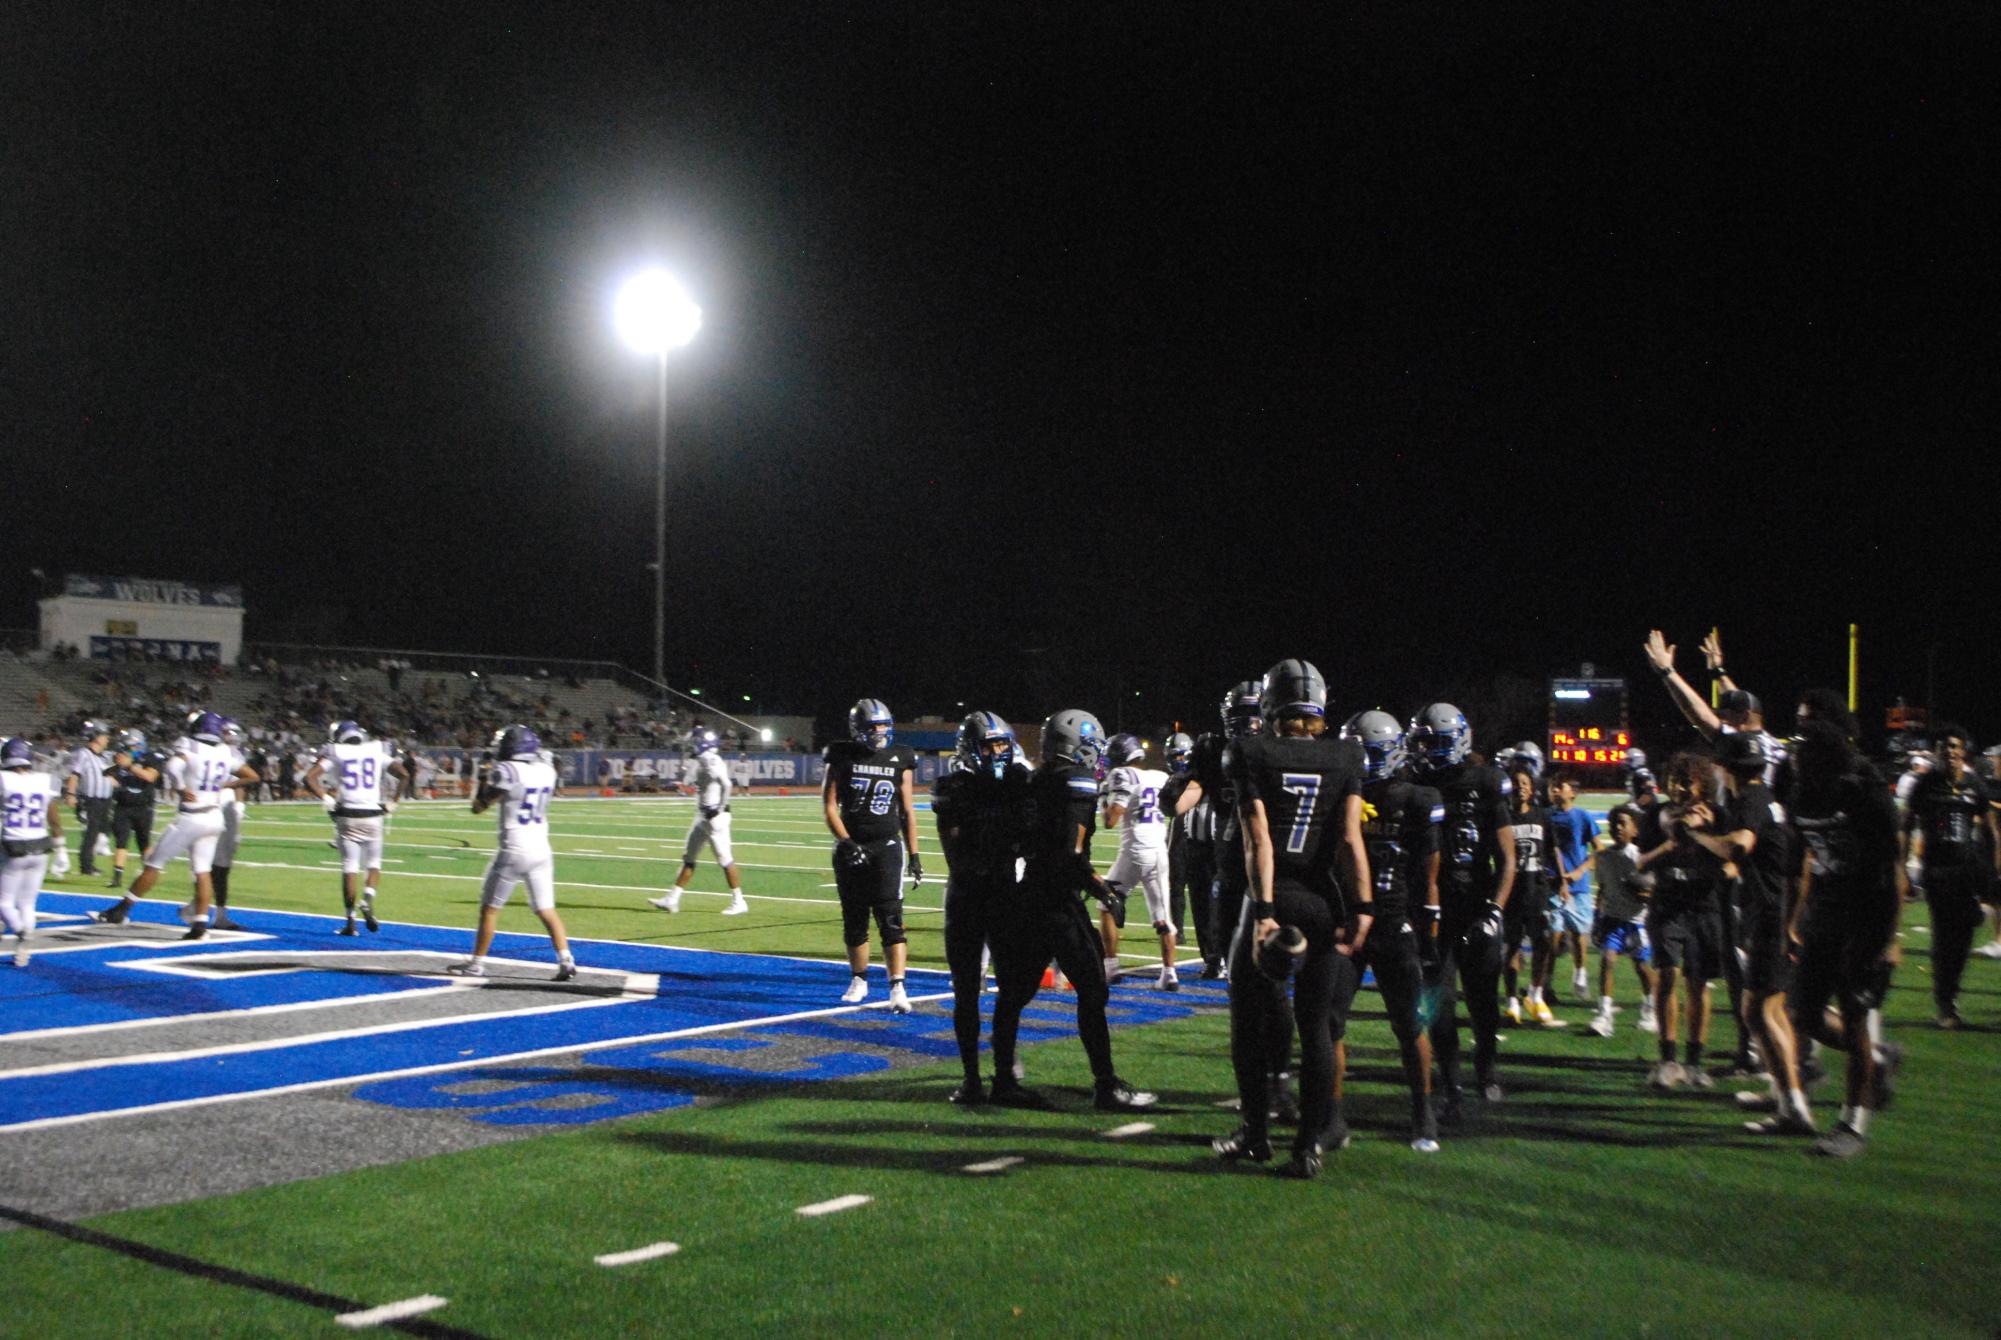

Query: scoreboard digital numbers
[1548,675,1630,769]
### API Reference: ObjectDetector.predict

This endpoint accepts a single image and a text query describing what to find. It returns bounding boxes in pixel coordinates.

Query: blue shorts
[1548,891,1594,935]
[1594,917,1650,963]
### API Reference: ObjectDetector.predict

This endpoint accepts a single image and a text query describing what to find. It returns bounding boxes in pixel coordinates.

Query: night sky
[6,5,1991,748]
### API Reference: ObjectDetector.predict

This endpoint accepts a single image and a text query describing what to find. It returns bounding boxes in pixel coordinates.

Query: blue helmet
[1341,710,1408,783]
[0,737,33,769]
[954,711,1016,778]
[1165,732,1194,774]
[1041,708,1107,776]
[848,698,893,750]
[1221,681,1263,739]
[329,719,366,744]
[117,728,147,753]
[188,711,226,744]
[1105,733,1146,768]
[1408,703,1471,774]
[492,725,542,760]
[694,728,720,755]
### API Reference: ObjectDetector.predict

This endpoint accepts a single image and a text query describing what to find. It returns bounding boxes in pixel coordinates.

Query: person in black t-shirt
[1212,660,1370,1180]
[1410,703,1517,1118]
[1788,719,1905,1159]
[1901,724,1999,1028]
[932,712,1030,1105]
[106,731,165,891]
[821,698,922,1012]
[1171,682,1265,980]
[1343,709,1443,1153]
[1636,751,1729,1090]
[1695,732,1813,1135]
[985,709,1155,1113]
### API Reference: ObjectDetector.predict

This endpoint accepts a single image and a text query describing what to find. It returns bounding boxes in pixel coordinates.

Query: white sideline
[796,1194,871,1218]
[335,1295,448,1328]
[595,1241,680,1267]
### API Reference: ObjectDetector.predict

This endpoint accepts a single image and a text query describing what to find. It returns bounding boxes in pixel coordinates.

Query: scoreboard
[1547,675,1630,769]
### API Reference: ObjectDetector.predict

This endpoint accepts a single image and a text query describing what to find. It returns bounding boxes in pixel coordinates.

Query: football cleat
[445,960,486,978]
[720,893,750,916]
[1480,1080,1505,1105]
[211,915,244,932]
[1212,1126,1273,1163]
[948,1078,985,1105]
[1531,998,1558,1027]
[11,936,28,969]
[648,892,682,913]
[1408,704,1472,773]
[1648,1061,1687,1090]
[553,961,578,983]
[841,976,869,1004]
[362,903,379,933]
[1340,710,1408,782]
[1811,1123,1866,1159]
[848,698,894,750]
[1093,1077,1157,1111]
[1504,996,1523,1025]
[988,1078,1050,1110]
[1587,1012,1615,1038]
[338,920,358,937]
[1274,1147,1322,1180]
[888,983,912,1014]
[1735,1090,1778,1112]
[1157,967,1180,992]
[1745,1110,1816,1137]
[180,922,208,941]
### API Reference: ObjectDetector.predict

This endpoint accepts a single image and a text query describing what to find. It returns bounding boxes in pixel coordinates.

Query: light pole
[615,269,702,687]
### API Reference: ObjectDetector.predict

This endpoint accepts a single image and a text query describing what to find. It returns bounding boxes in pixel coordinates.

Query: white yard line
[594,1242,680,1267]
[335,1295,448,1328]
[961,1156,1024,1175]
[1102,1122,1155,1138]
[796,1194,872,1218]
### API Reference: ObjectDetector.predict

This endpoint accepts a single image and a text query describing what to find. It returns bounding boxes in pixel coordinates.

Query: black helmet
[1258,658,1327,726]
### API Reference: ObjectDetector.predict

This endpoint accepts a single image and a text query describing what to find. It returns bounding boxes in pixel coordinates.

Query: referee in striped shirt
[64,721,115,876]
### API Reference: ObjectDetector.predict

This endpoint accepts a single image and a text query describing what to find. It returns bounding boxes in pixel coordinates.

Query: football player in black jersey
[1788,719,1905,1157]
[1342,710,1443,1152]
[1212,660,1370,1179]
[1170,684,1264,979]
[1506,756,1563,1029]
[1160,732,1203,970]
[821,698,922,1013]
[1692,732,1814,1134]
[1636,752,1729,1090]
[105,730,164,891]
[1410,704,1517,1117]
[986,709,1155,1112]
[932,711,1029,1104]
[1901,724,1998,1028]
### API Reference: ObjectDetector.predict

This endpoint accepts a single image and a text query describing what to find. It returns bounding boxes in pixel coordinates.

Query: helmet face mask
[117,729,147,754]
[953,711,1016,779]
[1221,681,1264,740]
[1165,732,1194,774]
[848,698,894,751]
[1407,703,1471,774]
[694,729,721,755]
[1041,709,1107,777]
[1340,710,1408,783]
[492,725,542,760]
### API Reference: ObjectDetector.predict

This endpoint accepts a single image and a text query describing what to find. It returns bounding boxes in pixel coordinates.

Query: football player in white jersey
[1101,734,1180,990]
[448,725,576,981]
[207,718,254,930]
[650,728,750,915]
[304,720,411,936]
[94,712,258,939]
[1,737,63,966]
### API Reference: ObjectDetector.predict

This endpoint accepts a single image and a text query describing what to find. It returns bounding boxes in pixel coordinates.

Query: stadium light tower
[615,268,703,688]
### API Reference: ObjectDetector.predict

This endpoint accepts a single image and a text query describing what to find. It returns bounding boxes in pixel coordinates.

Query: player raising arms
[1411,703,1517,1118]
[94,712,257,939]
[1,737,63,966]
[931,711,1029,1104]
[1213,660,1370,1179]
[822,698,920,1012]
[449,726,576,981]
[1101,733,1179,990]
[650,728,751,916]
[304,720,410,936]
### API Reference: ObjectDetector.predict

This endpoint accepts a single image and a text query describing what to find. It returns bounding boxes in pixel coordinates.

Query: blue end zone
[0,893,1221,1131]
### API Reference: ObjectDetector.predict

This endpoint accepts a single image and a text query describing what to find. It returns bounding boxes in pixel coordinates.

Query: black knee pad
[874,899,907,949]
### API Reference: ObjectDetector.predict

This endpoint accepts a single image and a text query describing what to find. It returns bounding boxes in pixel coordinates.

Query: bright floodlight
[759,728,773,743]
[615,269,702,354]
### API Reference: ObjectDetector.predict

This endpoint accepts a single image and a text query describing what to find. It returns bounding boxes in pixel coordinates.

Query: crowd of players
[5,633,1995,1180]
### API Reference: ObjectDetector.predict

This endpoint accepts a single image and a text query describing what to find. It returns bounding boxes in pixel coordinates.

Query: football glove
[1256,924,1309,982]
[908,853,924,887]
[835,838,869,870]
[700,804,721,820]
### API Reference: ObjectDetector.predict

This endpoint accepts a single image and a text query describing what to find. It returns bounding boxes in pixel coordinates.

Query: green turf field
[4,793,1998,1338]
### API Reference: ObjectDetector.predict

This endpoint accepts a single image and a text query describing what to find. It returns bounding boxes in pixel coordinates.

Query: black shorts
[1791,908,1895,1023]
[111,804,154,850]
[833,836,906,949]
[1649,903,1724,982]
[1743,897,1793,997]
[1360,921,1426,1043]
